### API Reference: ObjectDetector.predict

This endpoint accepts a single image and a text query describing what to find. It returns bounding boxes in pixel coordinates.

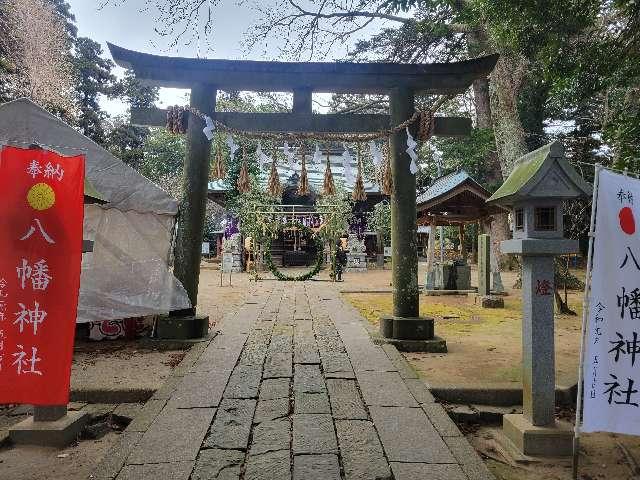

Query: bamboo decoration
[323,149,336,196]
[237,146,251,194]
[381,139,393,196]
[298,146,310,196]
[267,146,282,197]
[352,144,367,202]
[211,142,226,180]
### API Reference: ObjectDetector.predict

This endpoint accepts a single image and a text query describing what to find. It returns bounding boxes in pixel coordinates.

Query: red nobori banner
[0,146,84,405]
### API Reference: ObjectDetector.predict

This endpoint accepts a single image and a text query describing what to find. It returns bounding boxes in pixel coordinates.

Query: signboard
[583,169,640,434]
[202,242,210,255]
[384,247,392,257]
[0,146,84,405]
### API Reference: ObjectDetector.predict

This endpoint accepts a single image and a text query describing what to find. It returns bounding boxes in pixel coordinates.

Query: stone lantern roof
[486,141,592,207]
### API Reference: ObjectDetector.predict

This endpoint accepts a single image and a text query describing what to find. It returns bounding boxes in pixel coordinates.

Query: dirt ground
[343,265,581,388]
[467,425,640,480]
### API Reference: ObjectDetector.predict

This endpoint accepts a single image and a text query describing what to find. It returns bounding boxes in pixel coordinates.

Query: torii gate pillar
[162,85,216,338]
[380,88,447,352]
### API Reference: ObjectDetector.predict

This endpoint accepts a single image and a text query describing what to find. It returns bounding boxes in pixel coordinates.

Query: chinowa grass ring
[27,182,56,211]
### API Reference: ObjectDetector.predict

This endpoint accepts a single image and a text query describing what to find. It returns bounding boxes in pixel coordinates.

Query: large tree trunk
[488,54,530,283]
[489,54,530,176]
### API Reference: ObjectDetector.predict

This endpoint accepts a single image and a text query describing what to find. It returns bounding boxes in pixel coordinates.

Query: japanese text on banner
[0,146,84,405]
[583,169,640,434]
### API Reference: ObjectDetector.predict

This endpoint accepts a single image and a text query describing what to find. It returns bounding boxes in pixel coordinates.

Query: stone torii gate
[108,43,497,339]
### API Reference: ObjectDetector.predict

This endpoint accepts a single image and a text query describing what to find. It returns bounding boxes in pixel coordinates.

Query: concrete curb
[430,383,577,407]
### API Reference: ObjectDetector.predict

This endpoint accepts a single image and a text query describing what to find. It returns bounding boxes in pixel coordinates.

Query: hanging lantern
[211,142,226,180]
[237,146,251,194]
[352,144,367,202]
[267,146,282,197]
[298,146,310,196]
[381,139,393,196]
[323,148,336,196]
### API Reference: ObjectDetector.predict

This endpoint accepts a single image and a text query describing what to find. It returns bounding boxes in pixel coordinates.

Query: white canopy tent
[0,98,191,322]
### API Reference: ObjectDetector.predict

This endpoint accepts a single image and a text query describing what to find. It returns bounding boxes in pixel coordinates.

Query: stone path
[93,282,494,480]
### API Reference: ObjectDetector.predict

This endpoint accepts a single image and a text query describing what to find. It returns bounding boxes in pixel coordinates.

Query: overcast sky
[67,1,281,116]
[66,1,360,116]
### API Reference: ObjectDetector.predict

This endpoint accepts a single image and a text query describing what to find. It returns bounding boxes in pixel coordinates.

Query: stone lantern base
[502,414,573,457]
[378,315,447,352]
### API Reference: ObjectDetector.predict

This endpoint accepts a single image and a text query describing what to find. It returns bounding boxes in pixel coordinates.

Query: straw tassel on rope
[352,144,367,202]
[237,146,251,194]
[211,142,226,180]
[323,148,336,196]
[298,146,310,196]
[381,139,393,196]
[267,146,282,197]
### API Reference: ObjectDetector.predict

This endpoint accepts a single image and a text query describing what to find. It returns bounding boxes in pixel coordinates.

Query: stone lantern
[486,141,591,456]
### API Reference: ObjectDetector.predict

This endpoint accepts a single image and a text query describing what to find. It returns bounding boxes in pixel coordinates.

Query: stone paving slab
[293,364,325,393]
[191,341,244,373]
[263,352,293,378]
[294,343,320,364]
[92,431,143,480]
[381,344,419,379]
[404,378,436,404]
[224,365,262,399]
[249,419,290,455]
[204,399,256,450]
[356,371,419,407]
[422,402,464,437]
[335,419,392,480]
[326,379,368,420]
[191,449,244,480]
[126,399,167,433]
[390,462,467,480]
[254,398,290,423]
[99,282,494,480]
[126,407,216,465]
[245,450,291,480]
[293,454,341,480]
[167,371,229,409]
[292,414,338,454]
[445,436,495,480]
[259,378,290,400]
[294,391,331,414]
[116,461,194,480]
[369,406,455,464]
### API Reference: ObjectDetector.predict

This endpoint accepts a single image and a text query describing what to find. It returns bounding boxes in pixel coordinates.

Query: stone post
[521,254,555,426]
[500,239,574,456]
[478,234,490,296]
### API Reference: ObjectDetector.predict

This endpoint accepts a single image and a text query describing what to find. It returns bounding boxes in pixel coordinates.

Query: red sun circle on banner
[619,206,636,235]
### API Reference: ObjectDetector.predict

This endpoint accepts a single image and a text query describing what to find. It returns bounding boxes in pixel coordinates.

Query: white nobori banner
[583,169,640,434]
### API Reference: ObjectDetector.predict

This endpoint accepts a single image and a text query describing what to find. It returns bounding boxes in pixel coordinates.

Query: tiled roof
[416,170,472,205]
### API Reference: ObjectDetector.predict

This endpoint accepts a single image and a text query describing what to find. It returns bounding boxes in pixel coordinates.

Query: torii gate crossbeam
[108,43,497,343]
